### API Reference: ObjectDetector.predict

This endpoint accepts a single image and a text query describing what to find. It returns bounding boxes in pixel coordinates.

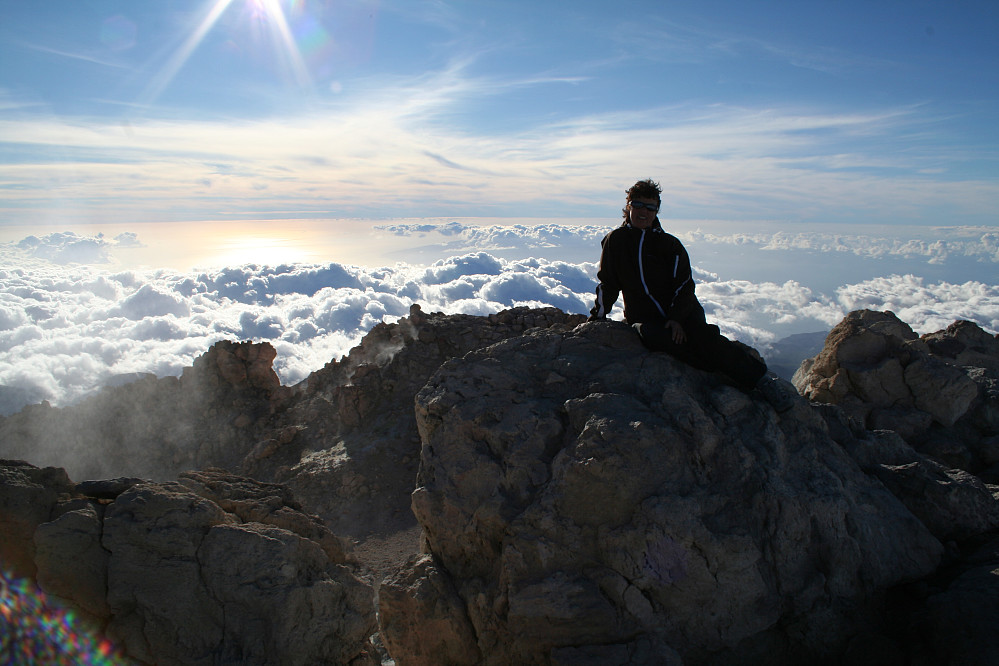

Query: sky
[1,0,997,225]
[1,1,998,413]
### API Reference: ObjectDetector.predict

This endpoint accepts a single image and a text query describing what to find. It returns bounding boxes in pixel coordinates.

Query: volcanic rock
[236,305,586,538]
[793,310,999,479]
[0,461,377,666]
[379,320,948,665]
[0,305,586,546]
[0,460,74,578]
[6,306,999,665]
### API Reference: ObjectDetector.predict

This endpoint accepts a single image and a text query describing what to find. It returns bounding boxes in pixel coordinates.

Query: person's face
[628,197,659,229]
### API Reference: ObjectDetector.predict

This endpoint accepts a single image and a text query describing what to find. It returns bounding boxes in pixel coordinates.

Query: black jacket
[590,219,703,325]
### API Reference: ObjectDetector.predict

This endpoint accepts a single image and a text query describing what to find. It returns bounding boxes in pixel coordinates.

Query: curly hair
[622,178,662,221]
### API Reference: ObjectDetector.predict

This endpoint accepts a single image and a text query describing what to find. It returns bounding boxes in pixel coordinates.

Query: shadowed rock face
[258,305,588,538]
[380,320,949,665]
[1,464,379,666]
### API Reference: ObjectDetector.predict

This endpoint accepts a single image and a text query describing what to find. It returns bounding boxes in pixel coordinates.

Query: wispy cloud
[682,226,999,264]
[0,58,996,225]
[19,42,135,70]
[610,13,899,76]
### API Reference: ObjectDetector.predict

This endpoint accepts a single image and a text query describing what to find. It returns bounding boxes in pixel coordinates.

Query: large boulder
[378,553,483,666]
[793,310,999,476]
[0,462,378,666]
[104,488,371,665]
[380,321,946,665]
[34,502,111,621]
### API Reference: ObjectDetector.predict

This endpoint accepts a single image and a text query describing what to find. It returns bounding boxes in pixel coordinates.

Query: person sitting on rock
[588,178,795,412]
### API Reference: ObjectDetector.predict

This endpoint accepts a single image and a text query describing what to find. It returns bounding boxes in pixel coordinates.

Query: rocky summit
[3,306,999,665]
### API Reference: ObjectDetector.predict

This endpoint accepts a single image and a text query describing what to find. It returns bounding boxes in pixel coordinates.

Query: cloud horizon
[2,222,997,415]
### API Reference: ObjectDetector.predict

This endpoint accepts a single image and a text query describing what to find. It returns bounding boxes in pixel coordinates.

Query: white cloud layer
[682,226,999,265]
[2,224,998,414]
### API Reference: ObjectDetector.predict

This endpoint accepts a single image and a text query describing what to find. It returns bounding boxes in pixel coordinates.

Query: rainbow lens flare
[1,571,128,665]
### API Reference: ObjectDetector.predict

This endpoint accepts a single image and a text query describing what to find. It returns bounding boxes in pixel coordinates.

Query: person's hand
[666,320,686,344]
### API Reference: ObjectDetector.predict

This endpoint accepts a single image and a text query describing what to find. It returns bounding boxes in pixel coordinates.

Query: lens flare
[1,570,128,665]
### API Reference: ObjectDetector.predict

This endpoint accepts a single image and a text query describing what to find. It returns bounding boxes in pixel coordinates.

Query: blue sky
[1,0,997,226]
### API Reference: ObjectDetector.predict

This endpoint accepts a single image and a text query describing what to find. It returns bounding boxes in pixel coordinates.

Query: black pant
[633,319,766,393]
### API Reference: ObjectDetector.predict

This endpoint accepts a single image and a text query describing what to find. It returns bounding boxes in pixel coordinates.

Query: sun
[139,0,312,107]
[241,0,311,87]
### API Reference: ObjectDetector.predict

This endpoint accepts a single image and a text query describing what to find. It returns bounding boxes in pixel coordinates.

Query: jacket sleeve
[665,242,698,323]
[590,233,620,319]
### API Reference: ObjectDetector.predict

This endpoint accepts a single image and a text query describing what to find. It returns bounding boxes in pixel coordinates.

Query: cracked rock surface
[380,320,948,666]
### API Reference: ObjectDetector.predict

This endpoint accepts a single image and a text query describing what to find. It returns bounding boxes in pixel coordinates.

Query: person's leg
[684,323,766,392]
[634,320,761,386]
[686,323,796,411]
[634,320,795,411]
[632,321,675,353]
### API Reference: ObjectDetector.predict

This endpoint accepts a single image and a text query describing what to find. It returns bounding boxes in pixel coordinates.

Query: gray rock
[0,461,377,666]
[803,408,999,544]
[920,562,999,663]
[34,503,110,620]
[378,553,482,666]
[385,320,945,665]
[0,340,292,482]
[0,460,74,577]
[75,476,147,500]
[886,536,999,666]
[6,307,999,665]
[0,306,586,545]
[794,310,999,475]
[264,305,587,539]
[102,475,376,665]
[870,460,999,543]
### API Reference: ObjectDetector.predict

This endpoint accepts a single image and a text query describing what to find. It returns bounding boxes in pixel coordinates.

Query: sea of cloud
[1,222,997,414]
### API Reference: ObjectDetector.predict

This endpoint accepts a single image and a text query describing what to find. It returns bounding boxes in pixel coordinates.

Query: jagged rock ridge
[257,305,588,538]
[0,305,586,541]
[794,310,999,481]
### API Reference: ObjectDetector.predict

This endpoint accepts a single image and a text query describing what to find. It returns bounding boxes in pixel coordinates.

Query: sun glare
[253,0,311,87]
[140,0,312,107]
[140,0,235,107]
